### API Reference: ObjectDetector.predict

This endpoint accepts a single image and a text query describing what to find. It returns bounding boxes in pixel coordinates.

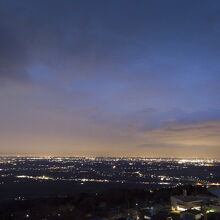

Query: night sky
[0,0,220,158]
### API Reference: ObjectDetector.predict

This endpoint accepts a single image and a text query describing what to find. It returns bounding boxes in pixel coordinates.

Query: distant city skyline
[1,0,220,158]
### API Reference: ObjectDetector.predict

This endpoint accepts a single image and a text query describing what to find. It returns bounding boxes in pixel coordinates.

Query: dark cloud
[139,109,220,132]
[1,0,220,83]
[0,24,29,82]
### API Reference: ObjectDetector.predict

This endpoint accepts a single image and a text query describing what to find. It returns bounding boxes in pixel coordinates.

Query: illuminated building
[171,196,204,211]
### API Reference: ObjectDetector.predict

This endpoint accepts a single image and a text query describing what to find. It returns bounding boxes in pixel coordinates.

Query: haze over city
[1,0,220,158]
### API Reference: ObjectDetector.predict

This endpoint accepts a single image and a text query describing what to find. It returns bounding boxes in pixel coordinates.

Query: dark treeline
[0,185,212,219]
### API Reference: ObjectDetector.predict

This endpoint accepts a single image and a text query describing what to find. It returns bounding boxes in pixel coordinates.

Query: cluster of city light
[0,156,218,187]
[75,178,109,183]
[16,175,54,180]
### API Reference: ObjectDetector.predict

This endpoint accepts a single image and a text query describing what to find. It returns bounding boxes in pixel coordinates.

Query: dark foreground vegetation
[0,185,218,220]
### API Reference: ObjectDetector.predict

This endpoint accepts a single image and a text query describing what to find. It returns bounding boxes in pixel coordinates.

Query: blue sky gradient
[0,0,220,157]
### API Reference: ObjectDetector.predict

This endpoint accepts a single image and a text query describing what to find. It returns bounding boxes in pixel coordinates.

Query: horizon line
[0,154,219,161]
